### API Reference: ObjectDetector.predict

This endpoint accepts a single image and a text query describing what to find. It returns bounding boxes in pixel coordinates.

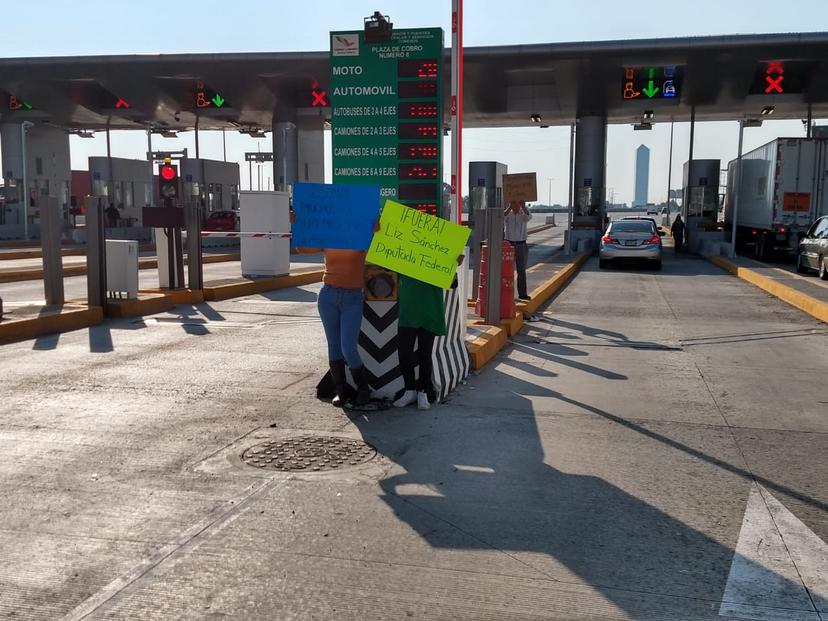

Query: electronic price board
[622,66,683,100]
[330,28,444,216]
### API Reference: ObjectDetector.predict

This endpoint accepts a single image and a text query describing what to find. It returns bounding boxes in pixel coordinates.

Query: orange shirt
[323,249,366,289]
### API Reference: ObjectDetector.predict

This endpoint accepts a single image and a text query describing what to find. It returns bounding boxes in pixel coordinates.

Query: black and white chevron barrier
[355,268,470,401]
[357,301,404,399]
[432,287,470,400]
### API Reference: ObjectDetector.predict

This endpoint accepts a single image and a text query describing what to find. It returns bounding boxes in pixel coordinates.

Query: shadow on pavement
[350,352,823,617]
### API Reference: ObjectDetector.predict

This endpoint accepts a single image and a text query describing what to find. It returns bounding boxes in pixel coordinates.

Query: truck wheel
[820,256,828,281]
[796,254,809,274]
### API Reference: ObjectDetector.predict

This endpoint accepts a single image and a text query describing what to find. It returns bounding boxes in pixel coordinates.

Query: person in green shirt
[393,255,464,410]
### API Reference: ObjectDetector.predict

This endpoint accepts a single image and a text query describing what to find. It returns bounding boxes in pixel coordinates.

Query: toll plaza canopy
[1,31,827,131]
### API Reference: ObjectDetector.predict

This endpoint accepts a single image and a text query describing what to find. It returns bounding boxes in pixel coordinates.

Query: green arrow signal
[642,67,659,98]
[642,82,660,98]
[22,102,32,110]
[211,93,225,108]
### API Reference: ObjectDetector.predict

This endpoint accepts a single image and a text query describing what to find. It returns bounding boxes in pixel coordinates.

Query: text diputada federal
[373,208,451,272]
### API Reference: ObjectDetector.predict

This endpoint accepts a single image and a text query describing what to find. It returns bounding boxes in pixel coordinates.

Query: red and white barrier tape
[200,231,292,239]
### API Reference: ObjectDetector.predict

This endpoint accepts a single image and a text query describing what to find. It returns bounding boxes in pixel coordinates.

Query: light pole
[545,177,555,226]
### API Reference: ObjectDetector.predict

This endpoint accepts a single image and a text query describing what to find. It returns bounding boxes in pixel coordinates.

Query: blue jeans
[317,284,364,368]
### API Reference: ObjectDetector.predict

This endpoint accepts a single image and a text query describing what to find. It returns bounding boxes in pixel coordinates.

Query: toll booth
[88,157,152,228]
[468,162,507,297]
[682,159,722,252]
[0,124,71,237]
[569,116,607,252]
[179,158,240,216]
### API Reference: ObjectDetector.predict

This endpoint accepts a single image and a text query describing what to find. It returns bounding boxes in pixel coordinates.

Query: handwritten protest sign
[367,200,471,289]
[292,182,381,250]
[502,172,537,202]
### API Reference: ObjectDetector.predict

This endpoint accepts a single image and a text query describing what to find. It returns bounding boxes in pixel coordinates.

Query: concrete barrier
[0,305,104,345]
[708,255,828,324]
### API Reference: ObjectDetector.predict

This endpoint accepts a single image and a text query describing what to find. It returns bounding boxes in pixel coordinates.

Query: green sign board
[368,200,470,289]
[330,28,444,217]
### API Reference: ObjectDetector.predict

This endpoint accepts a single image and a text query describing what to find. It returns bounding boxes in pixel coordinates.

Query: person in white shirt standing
[503,200,532,300]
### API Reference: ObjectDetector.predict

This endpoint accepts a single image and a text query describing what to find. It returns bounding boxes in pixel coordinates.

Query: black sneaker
[518,294,531,301]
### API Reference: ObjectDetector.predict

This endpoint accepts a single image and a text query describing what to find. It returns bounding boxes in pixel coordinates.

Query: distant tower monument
[634,144,650,207]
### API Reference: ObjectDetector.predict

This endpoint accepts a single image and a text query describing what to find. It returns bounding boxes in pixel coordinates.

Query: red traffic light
[160,165,176,181]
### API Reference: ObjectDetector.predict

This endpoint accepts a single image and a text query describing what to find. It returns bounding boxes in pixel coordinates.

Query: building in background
[633,144,650,207]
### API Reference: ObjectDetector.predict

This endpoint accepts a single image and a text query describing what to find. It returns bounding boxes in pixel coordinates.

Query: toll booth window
[575,188,599,217]
[208,184,223,211]
[60,182,70,222]
[92,179,109,198]
[124,182,133,211]
[687,187,717,217]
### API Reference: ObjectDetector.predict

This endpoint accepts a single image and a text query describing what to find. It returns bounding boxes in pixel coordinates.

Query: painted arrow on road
[719,482,827,620]
[642,67,660,98]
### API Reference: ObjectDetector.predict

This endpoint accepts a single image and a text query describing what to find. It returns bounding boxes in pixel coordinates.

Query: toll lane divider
[0,243,155,262]
[708,255,828,324]
[465,252,589,370]
[526,223,556,235]
[203,268,323,301]
[0,247,86,261]
[200,231,291,239]
[0,252,241,283]
[0,304,104,346]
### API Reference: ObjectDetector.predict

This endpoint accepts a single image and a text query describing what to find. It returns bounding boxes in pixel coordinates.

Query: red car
[204,210,239,231]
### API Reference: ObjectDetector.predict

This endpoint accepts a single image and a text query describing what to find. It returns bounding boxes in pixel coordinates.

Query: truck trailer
[725,137,828,260]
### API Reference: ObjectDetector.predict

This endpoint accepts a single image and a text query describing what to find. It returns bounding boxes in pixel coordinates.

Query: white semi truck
[725,137,828,260]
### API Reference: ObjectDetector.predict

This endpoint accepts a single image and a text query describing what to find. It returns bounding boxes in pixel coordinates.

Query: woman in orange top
[293,212,376,407]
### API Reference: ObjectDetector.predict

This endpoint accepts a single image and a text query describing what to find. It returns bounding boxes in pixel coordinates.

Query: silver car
[796,215,828,279]
[599,220,663,270]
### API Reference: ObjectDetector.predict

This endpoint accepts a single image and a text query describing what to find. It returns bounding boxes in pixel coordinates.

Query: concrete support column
[273,121,298,191]
[573,115,606,223]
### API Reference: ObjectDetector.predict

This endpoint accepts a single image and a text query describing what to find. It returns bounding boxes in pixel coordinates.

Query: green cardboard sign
[367,200,470,289]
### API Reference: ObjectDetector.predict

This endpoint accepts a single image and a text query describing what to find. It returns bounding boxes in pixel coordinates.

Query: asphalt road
[0,245,825,619]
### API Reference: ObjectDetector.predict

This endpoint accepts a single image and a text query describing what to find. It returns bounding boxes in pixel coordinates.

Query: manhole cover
[241,436,376,472]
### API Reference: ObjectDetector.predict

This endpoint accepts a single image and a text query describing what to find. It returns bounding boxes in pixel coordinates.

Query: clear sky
[2,0,827,204]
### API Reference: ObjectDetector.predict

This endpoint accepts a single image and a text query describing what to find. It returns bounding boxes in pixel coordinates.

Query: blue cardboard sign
[291,182,381,250]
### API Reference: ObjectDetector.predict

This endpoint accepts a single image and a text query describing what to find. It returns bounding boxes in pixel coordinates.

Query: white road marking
[719,482,827,620]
